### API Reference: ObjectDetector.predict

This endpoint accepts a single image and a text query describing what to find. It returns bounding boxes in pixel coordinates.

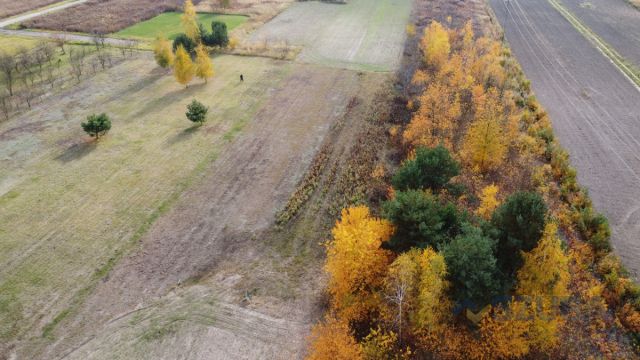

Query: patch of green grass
[114,12,248,40]
[0,35,42,54]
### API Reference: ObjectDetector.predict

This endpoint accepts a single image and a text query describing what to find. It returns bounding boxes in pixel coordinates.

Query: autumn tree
[421,21,450,70]
[153,35,174,68]
[403,81,461,150]
[307,316,363,360]
[174,45,194,87]
[383,248,449,345]
[461,87,508,173]
[476,184,499,220]
[516,222,569,300]
[194,45,214,83]
[325,206,393,321]
[181,0,200,42]
[384,251,418,343]
[391,145,460,192]
[412,248,449,333]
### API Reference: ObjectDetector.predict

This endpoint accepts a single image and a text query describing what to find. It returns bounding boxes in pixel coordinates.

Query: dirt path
[489,0,640,278]
[0,0,88,28]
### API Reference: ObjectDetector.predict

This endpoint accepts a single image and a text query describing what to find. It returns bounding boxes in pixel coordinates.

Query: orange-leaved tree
[325,206,394,321]
[307,316,363,360]
[403,81,461,150]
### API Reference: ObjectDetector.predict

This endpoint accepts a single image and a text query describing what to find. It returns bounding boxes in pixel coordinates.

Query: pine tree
[181,0,200,42]
[194,45,213,83]
[173,45,194,88]
[153,35,174,68]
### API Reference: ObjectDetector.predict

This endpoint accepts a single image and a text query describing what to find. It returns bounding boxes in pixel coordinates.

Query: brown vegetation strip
[0,0,60,19]
[23,0,202,34]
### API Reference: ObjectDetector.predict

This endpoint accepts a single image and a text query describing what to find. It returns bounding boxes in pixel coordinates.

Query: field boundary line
[546,0,640,91]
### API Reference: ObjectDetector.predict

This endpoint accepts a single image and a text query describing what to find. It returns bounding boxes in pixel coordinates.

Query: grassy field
[115,12,248,39]
[0,35,42,54]
[0,53,291,343]
[250,0,412,71]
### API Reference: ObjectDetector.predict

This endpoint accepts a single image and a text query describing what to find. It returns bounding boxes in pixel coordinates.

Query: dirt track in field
[490,0,640,278]
[560,0,640,68]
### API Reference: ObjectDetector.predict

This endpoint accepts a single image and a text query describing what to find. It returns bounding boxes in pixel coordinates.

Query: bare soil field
[23,0,202,34]
[250,0,413,71]
[0,0,60,19]
[489,0,640,278]
[561,0,640,68]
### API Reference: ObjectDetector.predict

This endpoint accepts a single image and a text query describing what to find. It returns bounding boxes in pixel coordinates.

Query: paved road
[0,0,88,28]
[490,0,640,278]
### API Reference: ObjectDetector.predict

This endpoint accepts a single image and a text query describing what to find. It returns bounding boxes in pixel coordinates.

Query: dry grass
[0,0,60,19]
[0,53,288,351]
[23,0,203,34]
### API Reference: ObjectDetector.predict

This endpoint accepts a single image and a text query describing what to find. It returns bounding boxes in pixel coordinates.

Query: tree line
[307,20,639,359]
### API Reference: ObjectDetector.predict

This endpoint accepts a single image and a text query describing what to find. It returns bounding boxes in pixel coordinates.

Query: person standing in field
[240,74,244,82]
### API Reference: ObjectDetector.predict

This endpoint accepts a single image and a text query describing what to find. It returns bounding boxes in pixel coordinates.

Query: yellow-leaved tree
[403,81,461,150]
[462,87,508,172]
[476,184,499,220]
[325,206,393,321]
[174,44,194,87]
[514,222,569,352]
[383,248,449,345]
[516,222,570,300]
[307,316,363,360]
[413,247,449,333]
[181,0,200,42]
[195,45,214,83]
[421,21,450,70]
[153,35,174,68]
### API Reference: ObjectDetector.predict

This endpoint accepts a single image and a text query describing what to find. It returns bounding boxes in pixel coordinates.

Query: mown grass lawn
[114,12,248,40]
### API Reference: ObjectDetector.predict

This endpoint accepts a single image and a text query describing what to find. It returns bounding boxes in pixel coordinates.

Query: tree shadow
[55,140,97,163]
[130,82,208,120]
[166,125,201,146]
